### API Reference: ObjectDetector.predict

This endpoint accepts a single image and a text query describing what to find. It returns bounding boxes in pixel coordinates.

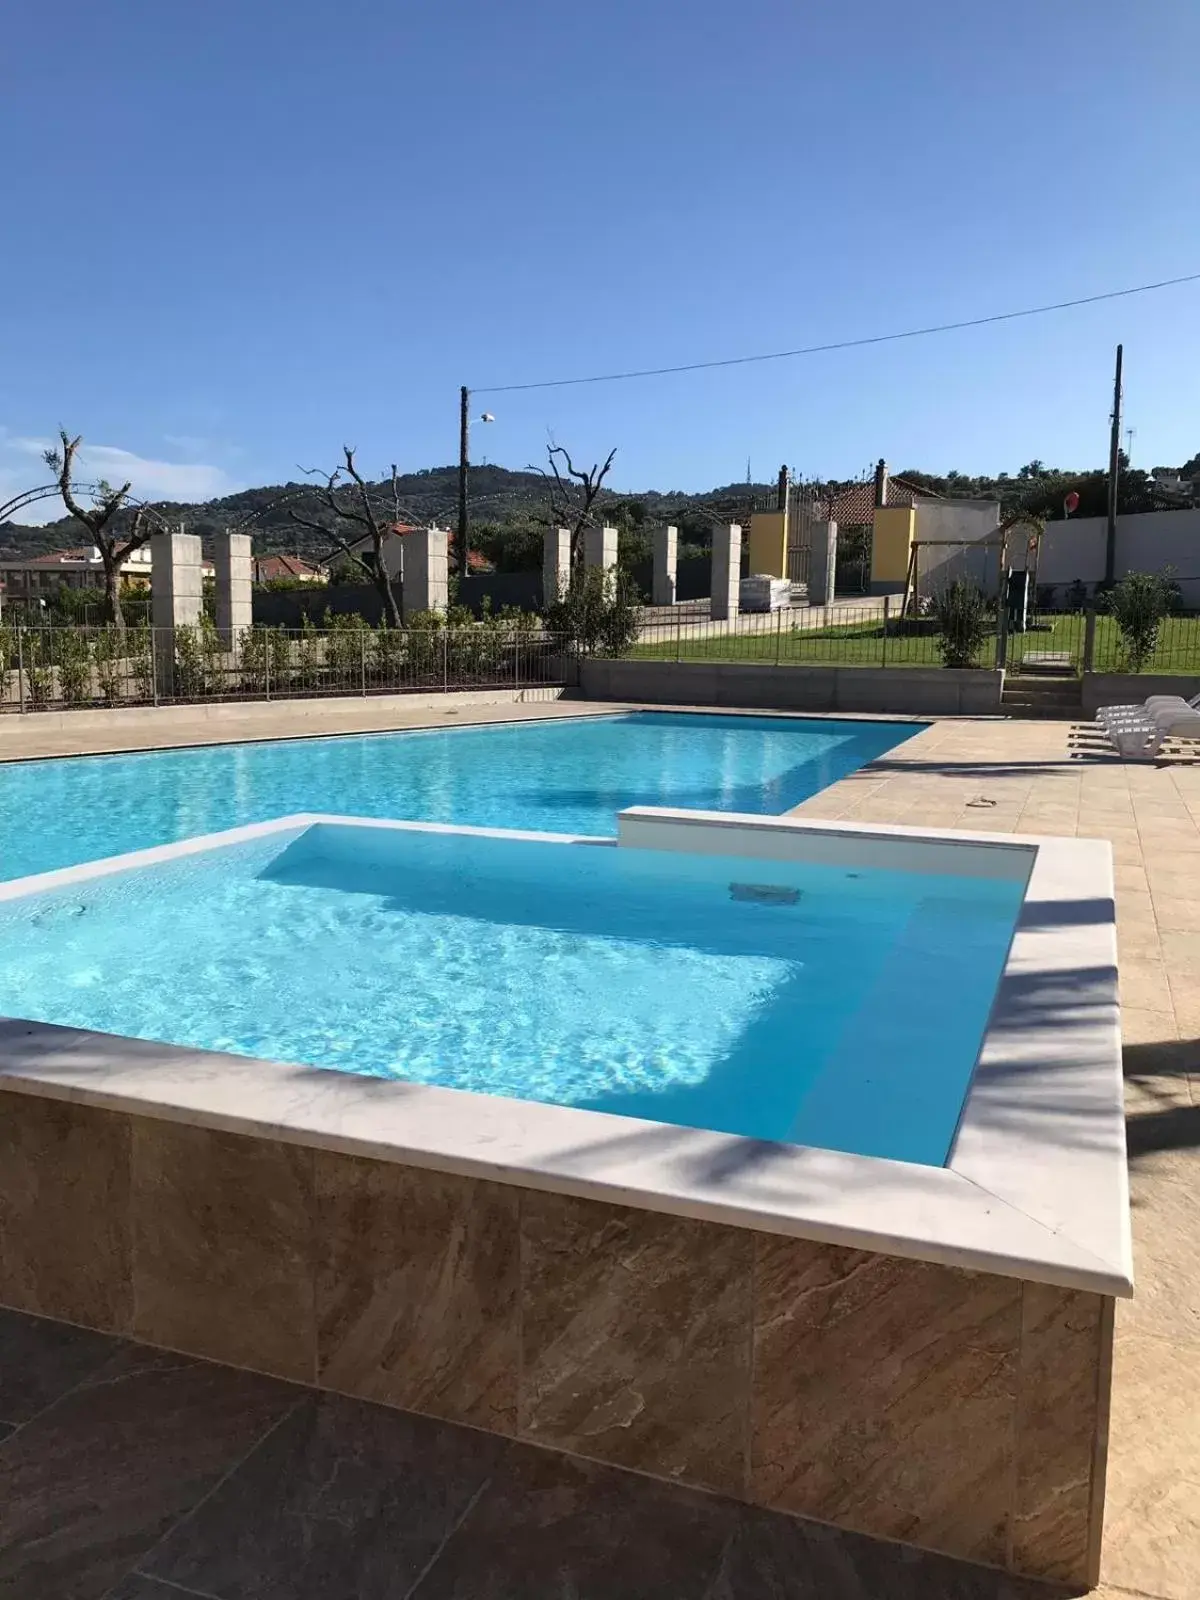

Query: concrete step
[1002,674,1082,720]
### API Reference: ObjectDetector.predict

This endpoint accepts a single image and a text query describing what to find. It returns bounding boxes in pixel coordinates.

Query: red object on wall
[1063,490,1080,516]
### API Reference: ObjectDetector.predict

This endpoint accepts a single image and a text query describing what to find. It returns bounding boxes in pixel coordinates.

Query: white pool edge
[0,808,1131,1298]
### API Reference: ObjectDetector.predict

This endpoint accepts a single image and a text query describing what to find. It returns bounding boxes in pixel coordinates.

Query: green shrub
[239,625,289,693]
[404,610,444,679]
[931,580,991,668]
[544,566,640,657]
[126,625,155,702]
[57,630,93,705]
[323,611,370,689]
[373,626,407,686]
[172,619,223,698]
[91,627,125,702]
[1105,570,1175,671]
[20,631,55,704]
[294,616,324,693]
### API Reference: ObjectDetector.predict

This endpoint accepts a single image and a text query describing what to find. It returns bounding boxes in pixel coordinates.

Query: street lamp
[457,386,494,575]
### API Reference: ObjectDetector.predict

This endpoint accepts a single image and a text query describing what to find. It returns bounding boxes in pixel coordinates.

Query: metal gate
[748,470,872,594]
[786,485,816,589]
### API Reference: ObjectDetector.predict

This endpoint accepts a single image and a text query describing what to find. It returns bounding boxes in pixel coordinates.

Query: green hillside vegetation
[0,464,778,565]
[0,453,1190,567]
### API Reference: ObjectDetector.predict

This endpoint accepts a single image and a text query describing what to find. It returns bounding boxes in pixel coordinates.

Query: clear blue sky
[2,0,1198,514]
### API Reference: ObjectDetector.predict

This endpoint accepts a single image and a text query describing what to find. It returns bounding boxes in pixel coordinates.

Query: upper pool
[0,712,918,881]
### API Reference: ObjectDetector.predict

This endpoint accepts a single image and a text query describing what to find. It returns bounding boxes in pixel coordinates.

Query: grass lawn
[629,610,1200,674]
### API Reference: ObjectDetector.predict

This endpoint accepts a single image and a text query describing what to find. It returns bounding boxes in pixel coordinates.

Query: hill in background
[0,463,779,563]
[1,453,1193,566]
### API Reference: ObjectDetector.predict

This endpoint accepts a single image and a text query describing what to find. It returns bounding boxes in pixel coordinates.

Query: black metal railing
[627,599,973,669]
[0,624,571,712]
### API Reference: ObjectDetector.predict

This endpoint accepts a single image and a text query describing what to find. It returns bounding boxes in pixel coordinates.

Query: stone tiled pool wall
[0,1092,1113,1588]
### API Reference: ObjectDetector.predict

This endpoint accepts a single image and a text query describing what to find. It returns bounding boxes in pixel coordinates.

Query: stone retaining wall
[0,1090,1112,1587]
[581,659,1004,716]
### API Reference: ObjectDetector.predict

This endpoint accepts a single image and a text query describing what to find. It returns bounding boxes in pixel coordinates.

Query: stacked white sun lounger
[1095,692,1200,758]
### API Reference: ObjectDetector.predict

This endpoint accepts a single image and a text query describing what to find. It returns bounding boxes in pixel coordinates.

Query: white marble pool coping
[0,808,1131,1297]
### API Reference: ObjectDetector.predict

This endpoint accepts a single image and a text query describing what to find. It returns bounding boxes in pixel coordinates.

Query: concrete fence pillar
[583,524,618,576]
[151,528,204,696]
[543,527,572,605]
[652,524,678,605]
[212,531,252,649]
[808,519,838,609]
[710,523,742,621]
[151,529,204,630]
[402,526,449,619]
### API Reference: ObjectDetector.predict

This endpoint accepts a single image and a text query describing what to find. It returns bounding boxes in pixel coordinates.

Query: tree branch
[287,510,376,579]
[51,430,132,540]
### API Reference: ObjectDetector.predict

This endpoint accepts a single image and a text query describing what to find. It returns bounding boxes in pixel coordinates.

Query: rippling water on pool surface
[0,825,1024,1166]
[0,712,918,881]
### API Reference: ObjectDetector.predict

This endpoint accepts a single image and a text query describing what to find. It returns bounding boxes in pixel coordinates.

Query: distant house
[1149,470,1200,507]
[343,524,491,577]
[252,553,327,584]
[0,544,214,604]
[825,473,940,527]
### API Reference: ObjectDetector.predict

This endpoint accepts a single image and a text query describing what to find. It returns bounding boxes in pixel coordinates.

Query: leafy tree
[1105,571,1175,671]
[932,581,991,668]
[471,520,543,573]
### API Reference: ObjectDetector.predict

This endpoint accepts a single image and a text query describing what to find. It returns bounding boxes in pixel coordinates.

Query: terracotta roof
[14,547,214,575]
[253,554,327,581]
[384,524,492,571]
[26,546,96,564]
[827,477,938,526]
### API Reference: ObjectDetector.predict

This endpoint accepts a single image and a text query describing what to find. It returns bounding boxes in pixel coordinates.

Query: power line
[476,270,1200,395]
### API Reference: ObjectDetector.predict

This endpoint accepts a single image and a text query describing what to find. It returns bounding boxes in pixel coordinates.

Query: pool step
[1002,674,1082,721]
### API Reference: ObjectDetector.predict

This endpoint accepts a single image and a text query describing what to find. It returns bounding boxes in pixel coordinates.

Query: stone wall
[581,658,1004,716]
[1082,672,1200,717]
[0,1091,1113,1586]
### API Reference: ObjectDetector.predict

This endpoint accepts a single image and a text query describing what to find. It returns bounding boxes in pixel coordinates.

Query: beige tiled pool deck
[0,699,1196,1597]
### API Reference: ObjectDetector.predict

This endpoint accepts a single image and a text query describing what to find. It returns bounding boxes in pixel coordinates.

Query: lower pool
[0,818,1024,1165]
[0,712,917,881]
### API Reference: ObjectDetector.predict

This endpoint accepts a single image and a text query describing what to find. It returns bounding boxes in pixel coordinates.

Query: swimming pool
[0,817,1025,1166]
[0,711,917,881]
[0,808,1128,1588]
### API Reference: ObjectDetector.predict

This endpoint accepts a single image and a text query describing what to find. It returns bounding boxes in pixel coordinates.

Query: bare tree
[529,444,617,566]
[287,447,413,628]
[42,431,163,629]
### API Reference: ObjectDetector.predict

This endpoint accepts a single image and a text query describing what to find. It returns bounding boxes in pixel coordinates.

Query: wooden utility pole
[1104,344,1123,586]
[457,384,470,575]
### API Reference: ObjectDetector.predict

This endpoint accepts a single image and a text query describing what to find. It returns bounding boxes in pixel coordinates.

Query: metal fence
[1085,609,1200,674]
[628,600,956,668]
[627,601,1200,676]
[0,624,570,713]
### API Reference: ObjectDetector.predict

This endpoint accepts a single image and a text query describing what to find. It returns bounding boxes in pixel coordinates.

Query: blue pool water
[0,824,1025,1166]
[0,712,917,882]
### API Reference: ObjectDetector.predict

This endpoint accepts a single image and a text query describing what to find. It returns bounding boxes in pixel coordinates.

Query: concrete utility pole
[457,385,470,576]
[1104,344,1123,587]
[456,387,493,576]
